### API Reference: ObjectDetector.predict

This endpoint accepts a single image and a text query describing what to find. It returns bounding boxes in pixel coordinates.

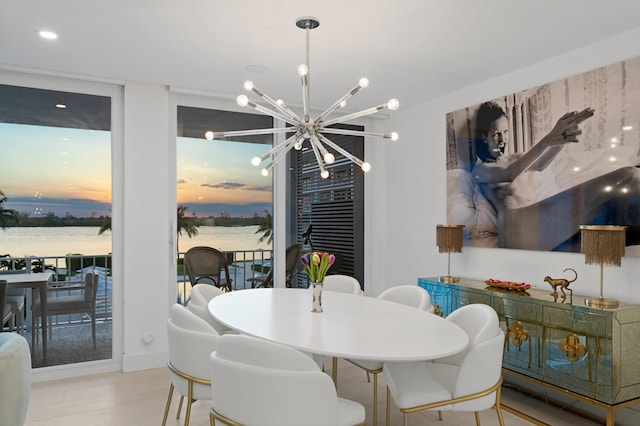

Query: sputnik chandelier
[204,16,399,179]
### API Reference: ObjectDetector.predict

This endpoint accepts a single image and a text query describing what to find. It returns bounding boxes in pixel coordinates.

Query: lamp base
[438,275,459,283]
[585,297,619,309]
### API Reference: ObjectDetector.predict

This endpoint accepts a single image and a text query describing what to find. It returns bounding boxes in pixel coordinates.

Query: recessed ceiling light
[246,64,269,73]
[55,103,67,109]
[38,30,58,40]
[623,125,633,131]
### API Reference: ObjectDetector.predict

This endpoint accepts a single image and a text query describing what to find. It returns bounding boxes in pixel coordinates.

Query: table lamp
[436,224,464,283]
[580,225,626,309]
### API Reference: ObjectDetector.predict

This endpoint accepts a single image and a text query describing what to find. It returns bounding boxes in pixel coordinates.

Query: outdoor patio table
[209,288,469,382]
[3,271,53,359]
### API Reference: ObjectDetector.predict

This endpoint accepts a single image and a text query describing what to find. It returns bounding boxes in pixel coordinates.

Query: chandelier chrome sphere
[205,16,399,178]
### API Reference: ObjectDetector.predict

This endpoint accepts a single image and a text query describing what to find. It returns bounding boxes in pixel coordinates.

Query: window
[0,82,114,368]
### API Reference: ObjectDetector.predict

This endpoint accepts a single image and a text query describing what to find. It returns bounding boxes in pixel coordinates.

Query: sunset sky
[0,123,272,218]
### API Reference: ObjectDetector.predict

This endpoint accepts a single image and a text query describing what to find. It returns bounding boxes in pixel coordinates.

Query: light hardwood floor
[25,358,639,426]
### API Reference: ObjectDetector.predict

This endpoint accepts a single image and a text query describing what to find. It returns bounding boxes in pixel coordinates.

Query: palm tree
[98,205,198,252]
[0,189,20,230]
[98,219,111,235]
[255,210,272,245]
[176,205,198,252]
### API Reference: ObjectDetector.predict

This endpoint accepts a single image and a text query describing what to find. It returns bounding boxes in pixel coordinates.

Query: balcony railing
[1,249,273,329]
[176,249,273,305]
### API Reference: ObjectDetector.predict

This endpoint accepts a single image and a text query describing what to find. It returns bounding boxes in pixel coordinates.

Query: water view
[0,225,271,257]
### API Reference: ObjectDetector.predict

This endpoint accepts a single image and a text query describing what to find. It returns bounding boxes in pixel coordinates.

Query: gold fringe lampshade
[436,224,465,283]
[580,225,627,309]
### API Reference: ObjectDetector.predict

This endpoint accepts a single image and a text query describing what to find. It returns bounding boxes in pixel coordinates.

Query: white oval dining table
[208,288,469,362]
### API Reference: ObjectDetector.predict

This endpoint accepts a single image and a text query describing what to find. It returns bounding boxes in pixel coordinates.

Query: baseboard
[122,349,168,372]
[32,359,122,383]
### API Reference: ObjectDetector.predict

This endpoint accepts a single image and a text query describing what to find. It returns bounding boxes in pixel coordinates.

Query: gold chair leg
[403,412,409,426]
[495,386,505,426]
[437,410,443,420]
[372,371,378,426]
[386,387,391,426]
[177,395,184,419]
[162,383,174,426]
[496,405,505,426]
[474,411,481,425]
[185,381,193,426]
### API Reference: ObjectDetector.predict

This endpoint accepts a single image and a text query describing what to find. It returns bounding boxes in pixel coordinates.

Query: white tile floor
[25,358,640,425]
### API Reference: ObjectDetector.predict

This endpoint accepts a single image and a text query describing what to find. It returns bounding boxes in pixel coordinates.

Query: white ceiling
[2,0,640,111]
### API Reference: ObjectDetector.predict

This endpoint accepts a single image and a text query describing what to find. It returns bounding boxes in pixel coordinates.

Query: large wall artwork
[446,55,640,254]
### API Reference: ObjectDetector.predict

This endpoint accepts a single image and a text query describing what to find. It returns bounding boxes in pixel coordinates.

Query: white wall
[374,28,640,303]
[121,81,174,371]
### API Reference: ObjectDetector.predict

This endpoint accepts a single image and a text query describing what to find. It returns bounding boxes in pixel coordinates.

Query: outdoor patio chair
[31,271,98,348]
[184,246,232,292]
[1,280,15,331]
[0,271,27,334]
[246,243,302,288]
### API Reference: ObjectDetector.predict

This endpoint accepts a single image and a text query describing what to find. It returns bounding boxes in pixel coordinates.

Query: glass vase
[311,281,323,313]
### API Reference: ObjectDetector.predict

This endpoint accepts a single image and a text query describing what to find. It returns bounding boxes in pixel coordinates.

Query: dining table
[2,271,53,359]
[208,288,469,380]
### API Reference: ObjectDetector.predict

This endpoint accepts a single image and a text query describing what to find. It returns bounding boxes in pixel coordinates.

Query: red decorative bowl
[484,278,531,292]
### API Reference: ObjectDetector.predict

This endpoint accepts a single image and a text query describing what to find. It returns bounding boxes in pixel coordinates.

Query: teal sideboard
[418,277,640,424]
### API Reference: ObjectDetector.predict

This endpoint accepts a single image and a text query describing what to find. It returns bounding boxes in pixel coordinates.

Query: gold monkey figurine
[544,268,578,302]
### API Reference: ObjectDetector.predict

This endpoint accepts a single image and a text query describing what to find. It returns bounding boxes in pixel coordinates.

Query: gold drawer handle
[432,302,443,317]
[559,334,586,362]
[508,321,529,348]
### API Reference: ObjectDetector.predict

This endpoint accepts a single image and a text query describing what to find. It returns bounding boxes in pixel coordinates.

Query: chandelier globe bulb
[251,156,262,166]
[261,168,269,177]
[324,152,335,164]
[298,64,309,76]
[204,131,214,140]
[387,98,400,110]
[243,80,254,91]
[390,132,399,141]
[237,95,249,107]
[361,162,372,172]
[359,78,369,88]
[320,170,330,179]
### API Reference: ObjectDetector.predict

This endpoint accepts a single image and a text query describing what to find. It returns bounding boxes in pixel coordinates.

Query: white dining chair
[319,274,364,382]
[162,304,219,426]
[323,274,363,295]
[383,303,506,426]
[209,334,366,426]
[0,333,31,426]
[377,285,434,313]
[187,283,231,335]
[344,285,434,425]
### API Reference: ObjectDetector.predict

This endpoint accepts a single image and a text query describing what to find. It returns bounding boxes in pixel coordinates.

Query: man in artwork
[459,101,640,251]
